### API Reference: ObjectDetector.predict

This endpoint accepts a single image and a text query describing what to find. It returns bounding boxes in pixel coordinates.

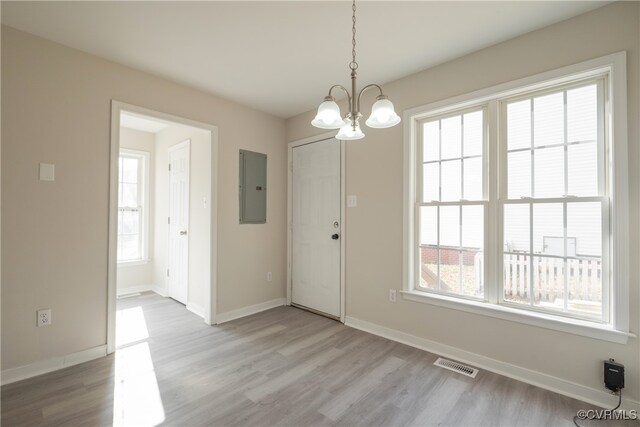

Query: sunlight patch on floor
[116,306,149,348]
[114,305,165,427]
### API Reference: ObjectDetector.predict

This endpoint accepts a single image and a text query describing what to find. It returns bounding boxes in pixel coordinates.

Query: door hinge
[167,268,170,277]
[168,217,170,224]
[168,163,171,171]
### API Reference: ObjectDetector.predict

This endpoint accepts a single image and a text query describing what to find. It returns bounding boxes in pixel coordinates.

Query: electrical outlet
[389,289,397,302]
[37,309,51,327]
[267,272,273,282]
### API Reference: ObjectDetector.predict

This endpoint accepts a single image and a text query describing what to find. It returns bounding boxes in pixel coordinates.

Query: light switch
[39,163,55,181]
[347,195,357,208]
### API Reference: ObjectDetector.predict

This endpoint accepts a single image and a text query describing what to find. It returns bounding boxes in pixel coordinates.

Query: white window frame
[415,106,489,301]
[498,78,610,324]
[117,148,150,265]
[403,52,631,344]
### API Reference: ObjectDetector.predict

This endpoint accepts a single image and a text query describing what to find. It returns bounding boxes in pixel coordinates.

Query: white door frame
[287,132,346,323]
[108,100,219,354]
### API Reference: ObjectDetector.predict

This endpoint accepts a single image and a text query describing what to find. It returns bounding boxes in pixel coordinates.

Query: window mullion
[563,90,569,197]
[529,202,534,307]
[488,101,499,304]
[530,98,535,198]
[436,205,441,292]
[529,99,534,307]
[136,156,143,260]
[438,120,442,202]
[602,198,611,324]
[562,90,569,313]
[460,115,465,296]
[597,78,606,197]
[414,203,419,292]
[461,114,465,200]
[563,202,568,312]
[415,121,424,293]
[459,205,463,295]
[437,119,442,292]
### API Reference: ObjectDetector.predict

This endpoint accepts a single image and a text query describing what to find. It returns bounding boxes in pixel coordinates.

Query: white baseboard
[117,284,153,296]
[216,298,285,324]
[345,316,639,412]
[186,302,205,319]
[151,285,168,297]
[1,345,107,386]
[117,284,167,298]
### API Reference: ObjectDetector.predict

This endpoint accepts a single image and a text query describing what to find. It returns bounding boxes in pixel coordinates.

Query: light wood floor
[1,292,616,426]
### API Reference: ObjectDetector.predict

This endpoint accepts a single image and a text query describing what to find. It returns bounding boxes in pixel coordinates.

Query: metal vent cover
[434,357,479,378]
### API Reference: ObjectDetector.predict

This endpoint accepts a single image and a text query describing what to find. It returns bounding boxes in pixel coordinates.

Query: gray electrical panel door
[239,150,267,224]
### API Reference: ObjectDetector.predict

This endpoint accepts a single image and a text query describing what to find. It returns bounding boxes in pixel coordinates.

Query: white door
[168,140,190,305]
[291,138,341,317]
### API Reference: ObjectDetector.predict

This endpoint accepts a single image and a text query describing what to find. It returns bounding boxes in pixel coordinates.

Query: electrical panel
[239,150,267,224]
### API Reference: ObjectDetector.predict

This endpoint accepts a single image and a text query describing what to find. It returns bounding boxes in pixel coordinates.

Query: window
[118,149,149,263]
[419,109,486,300]
[404,53,629,342]
[502,82,607,322]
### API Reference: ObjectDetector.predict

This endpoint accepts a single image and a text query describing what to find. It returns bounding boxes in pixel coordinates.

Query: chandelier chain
[350,0,357,70]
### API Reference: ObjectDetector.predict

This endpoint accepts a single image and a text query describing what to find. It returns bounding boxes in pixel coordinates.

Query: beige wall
[153,123,211,315]
[117,127,155,291]
[1,26,287,371]
[287,2,640,402]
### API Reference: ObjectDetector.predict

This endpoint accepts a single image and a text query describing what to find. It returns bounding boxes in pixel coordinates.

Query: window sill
[400,289,634,344]
[117,259,149,267]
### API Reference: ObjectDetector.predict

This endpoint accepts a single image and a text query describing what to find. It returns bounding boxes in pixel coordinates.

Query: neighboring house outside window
[403,53,629,343]
[118,149,150,263]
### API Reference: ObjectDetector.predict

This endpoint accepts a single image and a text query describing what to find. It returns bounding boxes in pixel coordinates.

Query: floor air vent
[434,357,479,378]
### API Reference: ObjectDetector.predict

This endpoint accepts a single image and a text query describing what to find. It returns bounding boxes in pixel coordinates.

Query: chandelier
[311,0,401,140]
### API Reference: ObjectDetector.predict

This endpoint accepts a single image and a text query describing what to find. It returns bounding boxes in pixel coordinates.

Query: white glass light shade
[336,119,365,140]
[365,98,401,129]
[311,99,344,129]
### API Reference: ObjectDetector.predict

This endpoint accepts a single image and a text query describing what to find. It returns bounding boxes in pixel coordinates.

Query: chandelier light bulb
[311,98,344,129]
[336,119,365,140]
[366,97,401,129]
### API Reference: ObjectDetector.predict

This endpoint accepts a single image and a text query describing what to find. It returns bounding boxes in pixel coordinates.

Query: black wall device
[604,359,624,392]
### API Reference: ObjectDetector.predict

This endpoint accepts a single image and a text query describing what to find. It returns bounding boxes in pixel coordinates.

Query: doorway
[108,101,219,354]
[288,136,345,321]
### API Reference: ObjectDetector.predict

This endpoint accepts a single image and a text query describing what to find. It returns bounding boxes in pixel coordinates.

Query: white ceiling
[2,1,609,118]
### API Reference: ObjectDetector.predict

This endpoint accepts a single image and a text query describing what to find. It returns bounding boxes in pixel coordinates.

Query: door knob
[180,230,188,236]
[331,233,339,240]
